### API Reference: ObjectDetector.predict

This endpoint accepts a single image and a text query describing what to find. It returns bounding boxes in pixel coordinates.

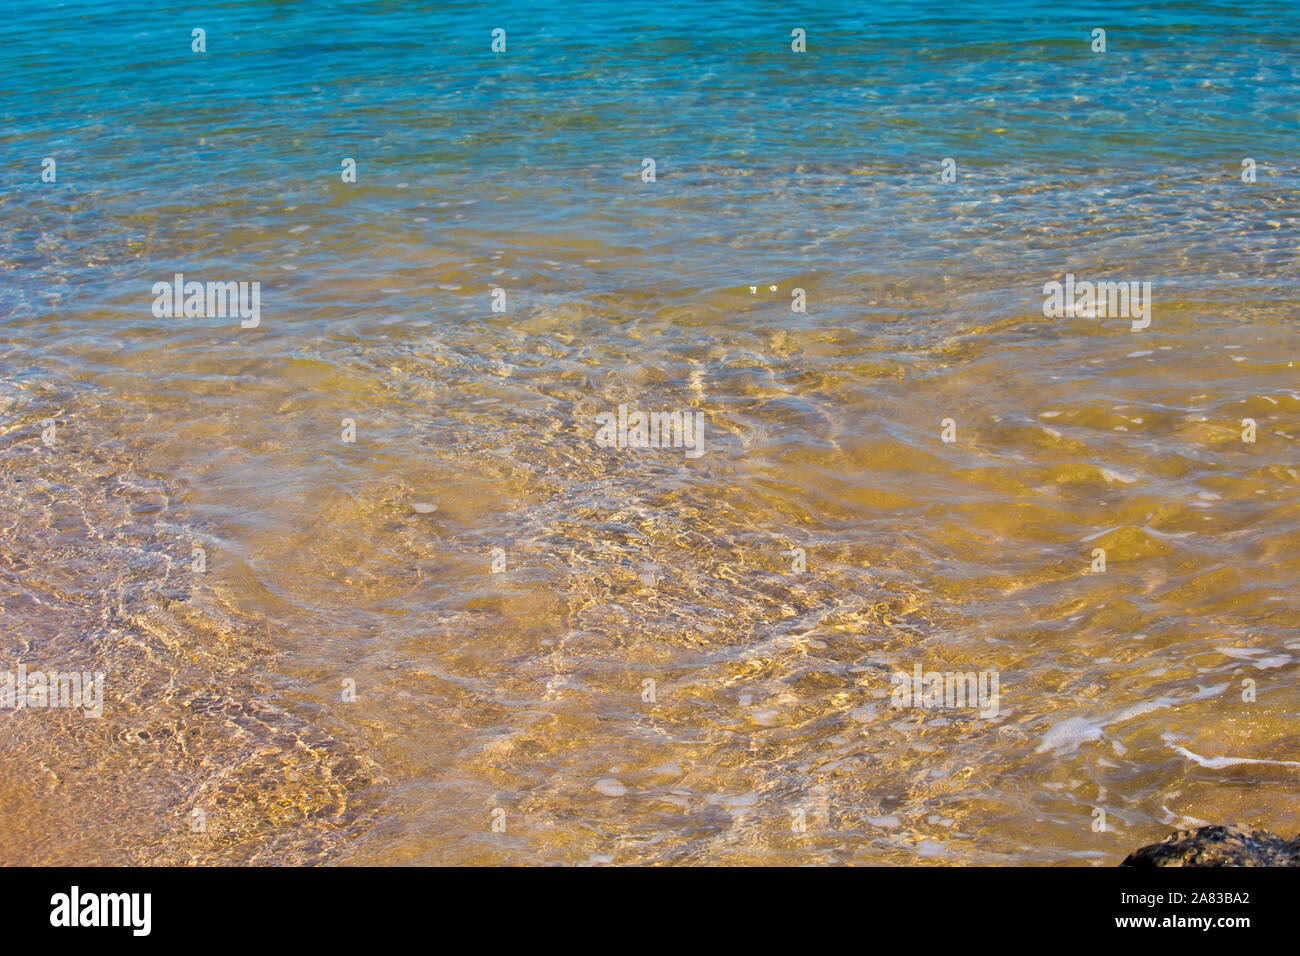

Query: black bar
[4,865,1274,943]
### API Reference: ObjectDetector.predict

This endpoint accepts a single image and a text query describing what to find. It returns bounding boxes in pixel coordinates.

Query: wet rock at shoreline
[1122,825,1300,867]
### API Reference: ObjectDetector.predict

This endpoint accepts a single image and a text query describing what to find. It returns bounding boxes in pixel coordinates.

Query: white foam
[1164,740,1300,770]
[1037,683,1229,754]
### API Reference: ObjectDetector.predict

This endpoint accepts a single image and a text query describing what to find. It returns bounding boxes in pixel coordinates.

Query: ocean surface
[1,1,1298,864]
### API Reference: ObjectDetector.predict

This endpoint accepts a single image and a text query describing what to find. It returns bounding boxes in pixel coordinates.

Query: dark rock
[1121,825,1300,867]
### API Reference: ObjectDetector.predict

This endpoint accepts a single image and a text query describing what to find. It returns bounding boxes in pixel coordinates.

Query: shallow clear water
[1,1,1298,865]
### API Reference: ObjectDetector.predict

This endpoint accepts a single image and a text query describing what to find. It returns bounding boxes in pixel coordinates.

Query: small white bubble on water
[593,778,627,797]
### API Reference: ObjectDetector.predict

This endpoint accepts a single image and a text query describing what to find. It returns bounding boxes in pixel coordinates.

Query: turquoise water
[1,3,1299,865]
[5,3,1298,332]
